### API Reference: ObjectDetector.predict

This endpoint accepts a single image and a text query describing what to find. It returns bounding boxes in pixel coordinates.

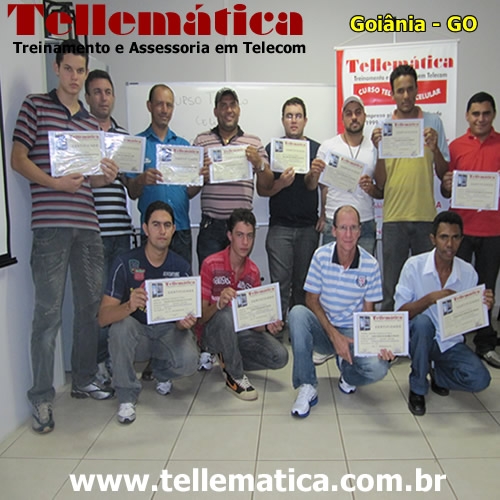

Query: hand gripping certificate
[156,145,204,186]
[208,145,253,183]
[451,170,500,211]
[437,285,489,340]
[104,133,146,174]
[231,283,282,332]
[318,151,365,193]
[49,131,103,177]
[378,119,424,159]
[145,276,201,325]
[270,138,310,174]
[353,311,409,357]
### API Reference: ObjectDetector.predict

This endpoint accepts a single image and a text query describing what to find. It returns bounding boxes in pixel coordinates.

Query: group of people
[12,39,499,432]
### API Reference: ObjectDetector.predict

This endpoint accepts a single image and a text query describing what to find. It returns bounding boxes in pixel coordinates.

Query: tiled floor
[2,346,500,499]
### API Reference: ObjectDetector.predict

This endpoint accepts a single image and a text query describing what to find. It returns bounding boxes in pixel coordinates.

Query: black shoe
[408,391,426,416]
[141,359,154,381]
[430,377,449,397]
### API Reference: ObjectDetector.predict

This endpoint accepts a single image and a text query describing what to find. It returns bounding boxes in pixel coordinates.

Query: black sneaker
[224,372,258,401]
[32,402,55,433]
[71,380,114,400]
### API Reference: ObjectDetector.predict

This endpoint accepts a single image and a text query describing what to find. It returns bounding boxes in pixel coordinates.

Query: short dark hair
[148,84,173,103]
[282,97,307,118]
[466,91,496,113]
[144,201,175,225]
[431,211,463,236]
[390,64,417,92]
[227,208,256,232]
[85,69,114,95]
[333,205,361,227]
[55,39,89,68]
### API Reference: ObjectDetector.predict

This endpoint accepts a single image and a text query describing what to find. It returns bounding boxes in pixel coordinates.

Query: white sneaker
[291,384,318,418]
[312,352,335,366]
[117,403,136,424]
[198,352,215,371]
[156,380,172,396]
[338,376,356,394]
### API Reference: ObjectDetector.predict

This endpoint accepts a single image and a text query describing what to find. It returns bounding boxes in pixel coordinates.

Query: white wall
[1,0,500,442]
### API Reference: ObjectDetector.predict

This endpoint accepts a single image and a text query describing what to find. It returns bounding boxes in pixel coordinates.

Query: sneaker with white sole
[117,402,136,424]
[479,350,500,369]
[312,352,335,366]
[198,352,215,371]
[338,375,357,394]
[225,373,258,401]
[156,380,172,395]
[71,379,114,400]
[291,384,318,418]
[32,402,54,433]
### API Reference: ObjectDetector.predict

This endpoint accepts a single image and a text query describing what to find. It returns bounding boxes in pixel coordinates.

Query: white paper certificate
[156,145,204,186]
[208,145,253,183]
[104,133,146,174]
[231,283,282,332]
[437,285,489,340]
[319,152,365,193]
[49,131,103,177]
[450,170,500,211]
[353,312,409,357]
[145,276,201,325]
[378,119,424,159]
[270,138,310,174]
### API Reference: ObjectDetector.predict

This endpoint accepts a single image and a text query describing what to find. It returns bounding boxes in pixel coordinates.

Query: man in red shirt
[441,91,500,368]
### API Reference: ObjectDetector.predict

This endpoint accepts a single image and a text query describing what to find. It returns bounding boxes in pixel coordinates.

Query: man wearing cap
[317,95,382,255]
[372,65,449,311]
[193,87,274,267]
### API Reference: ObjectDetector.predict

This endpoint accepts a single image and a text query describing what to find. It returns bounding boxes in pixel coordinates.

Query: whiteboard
[126,82,336,226]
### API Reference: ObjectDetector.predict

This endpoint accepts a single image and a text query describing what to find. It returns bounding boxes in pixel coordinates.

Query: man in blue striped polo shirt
[288,205,394,418]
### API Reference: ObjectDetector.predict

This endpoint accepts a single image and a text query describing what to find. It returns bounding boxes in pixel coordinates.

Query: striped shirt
[304,243,382,328]
[193,126,268,219]
[13,89,100,231]
[92,118,132,237]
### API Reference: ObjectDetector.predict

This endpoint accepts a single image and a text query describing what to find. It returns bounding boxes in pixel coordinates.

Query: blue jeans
[323,218,376,255]
[409,314,491,395]
[98,234,131,364]
[196,214,229,271]
[201,308,288,379]
[289,305,389,389]
[381,222,433,311]
[265,224,319,320]
[28,227,104,404]
[109,316,199,403]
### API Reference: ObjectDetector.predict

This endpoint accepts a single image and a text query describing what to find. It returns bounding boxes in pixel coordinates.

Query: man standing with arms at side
[128,84,197,265]
[259,97,322,330]
[11,40,116,433]
[441,92,500,368]
[193,88,274,267]
[372,65,449,311]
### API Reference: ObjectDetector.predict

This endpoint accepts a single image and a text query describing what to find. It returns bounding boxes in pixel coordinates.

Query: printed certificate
[451,170,500,211]
[231,283,282,332]
[208,145,253,183]
[49,131,103,177]
[104,133,146,174]
[378,119,424,159]
[437,285,489,340]
[319,152,365,193]
[156,145,203,186]
[353,311,409,357]
[145,276,201,325]
[270,138,310,174]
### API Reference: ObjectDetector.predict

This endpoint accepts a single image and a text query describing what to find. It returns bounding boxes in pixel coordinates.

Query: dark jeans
[457,235,500,353]
[197,214,229,271]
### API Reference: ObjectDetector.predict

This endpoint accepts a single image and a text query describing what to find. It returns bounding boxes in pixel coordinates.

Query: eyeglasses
[335,225,361,233]
[284,113,304,121]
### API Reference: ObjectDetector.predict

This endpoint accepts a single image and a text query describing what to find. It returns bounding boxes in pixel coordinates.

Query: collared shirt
[134,125,190,230]
[394,249,478,352]
[193,126,268,219]
[13,89,100,231]
[304,242,382,328]
[449,128,500,237]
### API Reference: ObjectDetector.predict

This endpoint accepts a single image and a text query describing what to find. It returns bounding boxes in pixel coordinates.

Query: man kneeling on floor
[98,201,199,424]
[395,211,492,416]
[199,208,289,400]
[289,205,394,418]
